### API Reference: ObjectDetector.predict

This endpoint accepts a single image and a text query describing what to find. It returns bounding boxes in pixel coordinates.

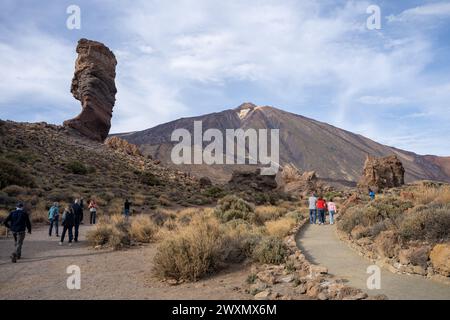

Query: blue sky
[0,0,450,155]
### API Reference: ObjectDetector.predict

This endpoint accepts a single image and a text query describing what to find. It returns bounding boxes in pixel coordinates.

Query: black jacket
[4,209,32,233]
[61,210,75,227]
[72,203,83,223]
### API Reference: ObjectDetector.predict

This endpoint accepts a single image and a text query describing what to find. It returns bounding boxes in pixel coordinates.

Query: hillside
[0,120,215,221]
[115,103,450,184]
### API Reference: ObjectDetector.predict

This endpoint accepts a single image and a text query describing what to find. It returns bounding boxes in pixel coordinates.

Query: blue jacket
[48,206,59,220]
[4,209,32,233]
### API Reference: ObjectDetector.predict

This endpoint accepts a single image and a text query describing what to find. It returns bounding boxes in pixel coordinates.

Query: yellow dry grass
[265,216,297,238]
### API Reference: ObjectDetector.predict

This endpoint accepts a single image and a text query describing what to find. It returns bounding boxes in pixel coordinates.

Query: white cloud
[357,95,408,105]
[0,28,76,120]
[387,2,450,22]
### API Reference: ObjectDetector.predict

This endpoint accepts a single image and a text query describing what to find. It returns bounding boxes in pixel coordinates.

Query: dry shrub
[222,220,264,263]
[338,197,413,234]
[153,215,225,281]
[265,216,297,238]
[87,215,131,249]
[214,195,255,222]
[0,209,7,236]
[252,236,287,264]
[412,185,450,205]
[255,205,287,222]
[399,203,450,242]
[130,215,158,243]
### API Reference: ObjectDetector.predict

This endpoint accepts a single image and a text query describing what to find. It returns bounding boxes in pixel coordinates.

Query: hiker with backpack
[316,196,327,225]
[327,198,337,225]
[308,193,318,224]
[72,199,83,242]
[3,202,32,263]
[48,202,60,237]
[88,199,98,225]
[59,206,75,246]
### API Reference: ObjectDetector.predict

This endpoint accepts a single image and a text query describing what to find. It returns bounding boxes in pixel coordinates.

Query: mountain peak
[235,102,257,119]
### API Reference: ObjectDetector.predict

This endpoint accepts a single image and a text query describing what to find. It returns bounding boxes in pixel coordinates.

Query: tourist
[327,198,337,225]
[308,194,317,224]
[3,202,32,263]
[316,196,327,225]
[60,206,75,246]
[48,202,60,237]
[88,199,98,225]
[369,188,375,200]
[72,199,83,242]
[123,199,132,219]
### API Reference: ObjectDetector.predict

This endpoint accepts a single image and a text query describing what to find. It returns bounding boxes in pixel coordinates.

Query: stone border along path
[296,223,450,300]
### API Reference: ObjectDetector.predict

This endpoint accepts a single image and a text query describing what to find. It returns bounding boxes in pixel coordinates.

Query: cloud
[387,2,450,22]
[357,95,408,105]
[0,0,449,155]
[0,27,76,121]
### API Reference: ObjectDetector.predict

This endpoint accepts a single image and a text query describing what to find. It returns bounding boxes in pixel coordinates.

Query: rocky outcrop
[278,163,331,196]
[358,155,405,192]
[64,38,117,142]
[430,244,450,277]
[228,168,277,192]
[105,136,142,156]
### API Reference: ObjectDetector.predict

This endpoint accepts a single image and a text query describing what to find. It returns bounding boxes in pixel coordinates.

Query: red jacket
[316,199,327,210]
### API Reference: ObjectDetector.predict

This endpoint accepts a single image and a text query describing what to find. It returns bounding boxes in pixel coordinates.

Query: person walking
[327,198,337,225]
[123,199,132,219]
[88,199,98,225]
[369,189,375,200]
[71,199,83,242]
[308,194,318,224]
[3,202,32,263]
[316,197,327,225]
[59,206,75,246]
[48,202,60,237]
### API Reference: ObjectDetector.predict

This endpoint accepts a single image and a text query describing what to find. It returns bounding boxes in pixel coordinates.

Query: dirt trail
[296,224,450,300]
[0,226,252,300]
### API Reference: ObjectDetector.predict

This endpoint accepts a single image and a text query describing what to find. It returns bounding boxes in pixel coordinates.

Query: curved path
[296,224,450,300]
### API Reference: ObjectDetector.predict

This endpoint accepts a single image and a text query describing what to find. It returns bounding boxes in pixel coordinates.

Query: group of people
[3,198,133,263]
[308,194,337,225]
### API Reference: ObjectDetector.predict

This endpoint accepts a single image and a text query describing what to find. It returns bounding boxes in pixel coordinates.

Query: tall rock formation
[358,155,405,192]
[64,38,117,142]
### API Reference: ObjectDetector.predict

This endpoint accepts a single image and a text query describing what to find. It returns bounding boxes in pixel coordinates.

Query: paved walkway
[296,224,450,300]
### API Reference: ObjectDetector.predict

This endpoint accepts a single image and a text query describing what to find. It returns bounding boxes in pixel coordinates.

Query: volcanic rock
[64,38,117,142]
[227,168,277,192]
[358,155,405,192]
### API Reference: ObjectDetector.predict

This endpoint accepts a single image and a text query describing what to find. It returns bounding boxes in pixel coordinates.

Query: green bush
[400,203,450,242]
[140,171,162,186]
[339,197,413,234]
[252,236,287,264]
[66,161,88,175]
[214,195,255,222]
[0,157,35,189]
[2,185,26,197]
[202,186,226,199]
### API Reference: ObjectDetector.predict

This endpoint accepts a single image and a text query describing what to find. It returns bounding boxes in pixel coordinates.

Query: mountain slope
[115,103,450,184]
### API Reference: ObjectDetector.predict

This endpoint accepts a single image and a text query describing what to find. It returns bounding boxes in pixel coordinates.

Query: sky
[0,0,449,156]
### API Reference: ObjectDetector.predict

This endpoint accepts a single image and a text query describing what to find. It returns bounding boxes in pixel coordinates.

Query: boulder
[398,246,430,268]
[374,231,399,259]
[105,136,142,156]
[199,176,212,187]
[358,155,405,192]
[254,290,271,300]
[64,38,117,142]
[228,168,277,192]
[430,244,450,276]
